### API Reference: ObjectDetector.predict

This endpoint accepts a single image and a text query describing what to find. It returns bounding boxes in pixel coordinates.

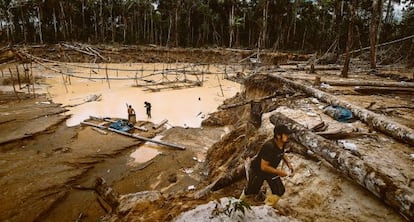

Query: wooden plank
[152,119,168,130]
[91,127,108,135]
[107,128,185,150]
[80,121,185,150]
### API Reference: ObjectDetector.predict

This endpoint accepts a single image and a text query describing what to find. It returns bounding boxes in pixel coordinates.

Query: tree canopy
[1,0,413,54]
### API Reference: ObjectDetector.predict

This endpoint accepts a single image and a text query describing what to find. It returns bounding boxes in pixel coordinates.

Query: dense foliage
[0,0,413,53]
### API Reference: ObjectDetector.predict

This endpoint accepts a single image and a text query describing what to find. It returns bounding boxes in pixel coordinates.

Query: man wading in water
[240,125,294,207]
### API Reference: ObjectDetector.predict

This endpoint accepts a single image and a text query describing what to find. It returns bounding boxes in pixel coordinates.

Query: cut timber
[81,121,185,150]
[269,74,414,146]
[270,113,414,221]
[152,119,168,130]
[91,127,108,135]
[354,86,414,94]
[107,128,185,150]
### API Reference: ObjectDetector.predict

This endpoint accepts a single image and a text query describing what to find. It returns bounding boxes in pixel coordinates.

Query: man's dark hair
[273,125,293,137]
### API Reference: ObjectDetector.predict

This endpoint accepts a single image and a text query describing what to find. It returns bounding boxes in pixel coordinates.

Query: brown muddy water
[1,62,240,221]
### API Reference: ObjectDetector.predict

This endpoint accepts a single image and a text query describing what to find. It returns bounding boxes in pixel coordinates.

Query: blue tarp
[109,120,132,132]
[324,105,353,122]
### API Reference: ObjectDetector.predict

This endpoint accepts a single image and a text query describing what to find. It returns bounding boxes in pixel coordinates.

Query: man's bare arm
[260,159,288,177]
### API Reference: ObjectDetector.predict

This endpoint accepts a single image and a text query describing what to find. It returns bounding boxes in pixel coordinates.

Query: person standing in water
[144,101,152,118]
[127,105,136,123]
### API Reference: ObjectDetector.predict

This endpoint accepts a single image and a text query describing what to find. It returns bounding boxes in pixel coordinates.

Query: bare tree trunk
[270,113,414,221]
[111,3,115,43]
[166,15,172,47]
[334,0,343,52]
[82,0,86,38]
[187,7,192,46]
[100,0,104,42]
[384,0,393,23]
[268,74,414,146]
[93,10,98,41]
[20,7,26,43]
[151,8,154,44]
[52,8,58,41]
[370,0,379,69]
[123,16,127,43]
[288,0,299,44]
[59,2,67,41]
[260,0,269,49]
[229,3,235,48]
[175,1,180,47]
[341,0,356,78]
[36,6,43,44]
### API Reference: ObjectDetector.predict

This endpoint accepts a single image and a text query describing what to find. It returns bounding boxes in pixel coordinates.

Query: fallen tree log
[270,113,414,221]
[282,76,414,88]
[269,74,414,146]
[353,86,414,94]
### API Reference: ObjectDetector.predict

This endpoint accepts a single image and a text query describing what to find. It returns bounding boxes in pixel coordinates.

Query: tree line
[1,0,413,54]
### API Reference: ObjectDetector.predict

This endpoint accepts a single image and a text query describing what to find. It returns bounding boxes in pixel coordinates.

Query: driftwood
[354,86,414,94]
[270,112,413,221]
[269,74,414,146]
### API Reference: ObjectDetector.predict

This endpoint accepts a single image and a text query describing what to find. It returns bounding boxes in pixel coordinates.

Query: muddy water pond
[32,63,240,221]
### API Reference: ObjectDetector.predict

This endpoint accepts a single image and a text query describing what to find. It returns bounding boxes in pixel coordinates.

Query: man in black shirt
[241,124,294,207]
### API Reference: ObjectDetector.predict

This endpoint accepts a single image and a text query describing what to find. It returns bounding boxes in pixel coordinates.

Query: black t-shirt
[252,139,284,176]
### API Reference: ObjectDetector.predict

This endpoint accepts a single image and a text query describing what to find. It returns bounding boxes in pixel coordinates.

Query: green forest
[1,0,413,53]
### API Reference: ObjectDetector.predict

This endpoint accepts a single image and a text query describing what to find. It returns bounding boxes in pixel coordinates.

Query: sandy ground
[0,62,240,221]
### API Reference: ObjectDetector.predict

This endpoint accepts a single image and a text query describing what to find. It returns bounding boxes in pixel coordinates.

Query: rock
[173,197,300,222]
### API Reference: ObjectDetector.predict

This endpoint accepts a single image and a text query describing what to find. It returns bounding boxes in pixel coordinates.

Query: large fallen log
[269,74,414,146]
[353,86,414,94]
[270,113,414,221]
[282,76,414,88]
